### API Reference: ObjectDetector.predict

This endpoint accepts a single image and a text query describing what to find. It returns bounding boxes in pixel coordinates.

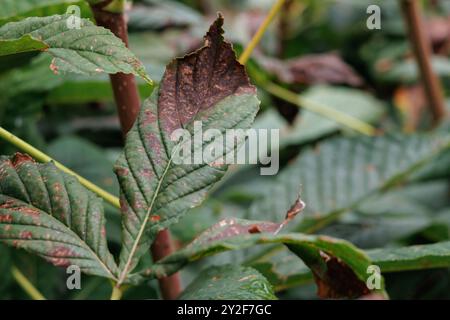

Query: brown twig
[90,0,181,300]
[91,2,141,134]
[400,0,446,126]
[150,230,182,299]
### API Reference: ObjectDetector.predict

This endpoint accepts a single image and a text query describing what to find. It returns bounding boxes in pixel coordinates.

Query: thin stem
[263,82,376,135]
[400,0,446,125]
[11,266,46,300]
[110,286,123,300]
[238,0,286,65]
[0,126,120,208]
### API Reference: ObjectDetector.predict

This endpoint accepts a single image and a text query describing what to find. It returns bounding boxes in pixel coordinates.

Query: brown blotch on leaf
[115,166,129,177]
[0,214,13,223]
[248,224,262,234]
[313,251,370,299]
[0,199,40,218]
[49,59,59,75]
[18,207,40,217]
[194,218,281,245]
[149,215,161,222]
[11,153,34,168]
[20,231,33,240]
[158,13,256,134]
[47,246,75,267]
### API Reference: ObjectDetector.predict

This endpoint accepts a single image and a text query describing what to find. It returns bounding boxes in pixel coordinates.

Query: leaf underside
[179,264,277,300]
[114,15,259,284]
[248,134,450,230]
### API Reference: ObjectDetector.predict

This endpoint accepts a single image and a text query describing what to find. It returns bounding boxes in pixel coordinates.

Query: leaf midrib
[117,147,176,286]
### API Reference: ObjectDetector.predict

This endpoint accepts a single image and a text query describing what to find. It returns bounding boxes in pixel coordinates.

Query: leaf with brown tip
[114,15,259,285]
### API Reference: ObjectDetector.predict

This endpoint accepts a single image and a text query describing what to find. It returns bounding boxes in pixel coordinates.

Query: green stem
[11,266,46,300]
[110,286,123,300]
[0,126,120,208]
[263,82,376,136]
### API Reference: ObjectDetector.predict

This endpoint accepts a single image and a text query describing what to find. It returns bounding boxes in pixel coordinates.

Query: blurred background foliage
[0,0,449,299]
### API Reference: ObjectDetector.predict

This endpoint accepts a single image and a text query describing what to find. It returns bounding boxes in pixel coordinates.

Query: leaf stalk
[263,82,376,135]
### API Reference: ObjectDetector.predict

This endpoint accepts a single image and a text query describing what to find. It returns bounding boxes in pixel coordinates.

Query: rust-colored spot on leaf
[0,214,13,223]
[0,199,15,209]
[115,166,129,177]
[47,246,75,267]
[248,225,262,234]
[49,59,59,75]
[149,215,161,222]
[20,231,33,240]
[11,153,34,168]
[143,109,157,124]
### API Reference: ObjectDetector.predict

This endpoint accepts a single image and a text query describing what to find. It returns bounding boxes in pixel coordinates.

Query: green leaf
[250,248,313,291]
[247,134,450,232]
[0,54,63,99]
[47,135,119,194]
[46,74,153,104]
[321,181,448,249]
[282,86,384,146]
[382,56,450,83]
[251,240,450,291]
[367,241,450,272]
[0,15,151,83]
[0,0,91,26]
[0,35,48,55]
[0,153,118,280]
[129,0,202,31]
[114,16,259,285]
[179,265,277,300]
[145,217,382,298]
